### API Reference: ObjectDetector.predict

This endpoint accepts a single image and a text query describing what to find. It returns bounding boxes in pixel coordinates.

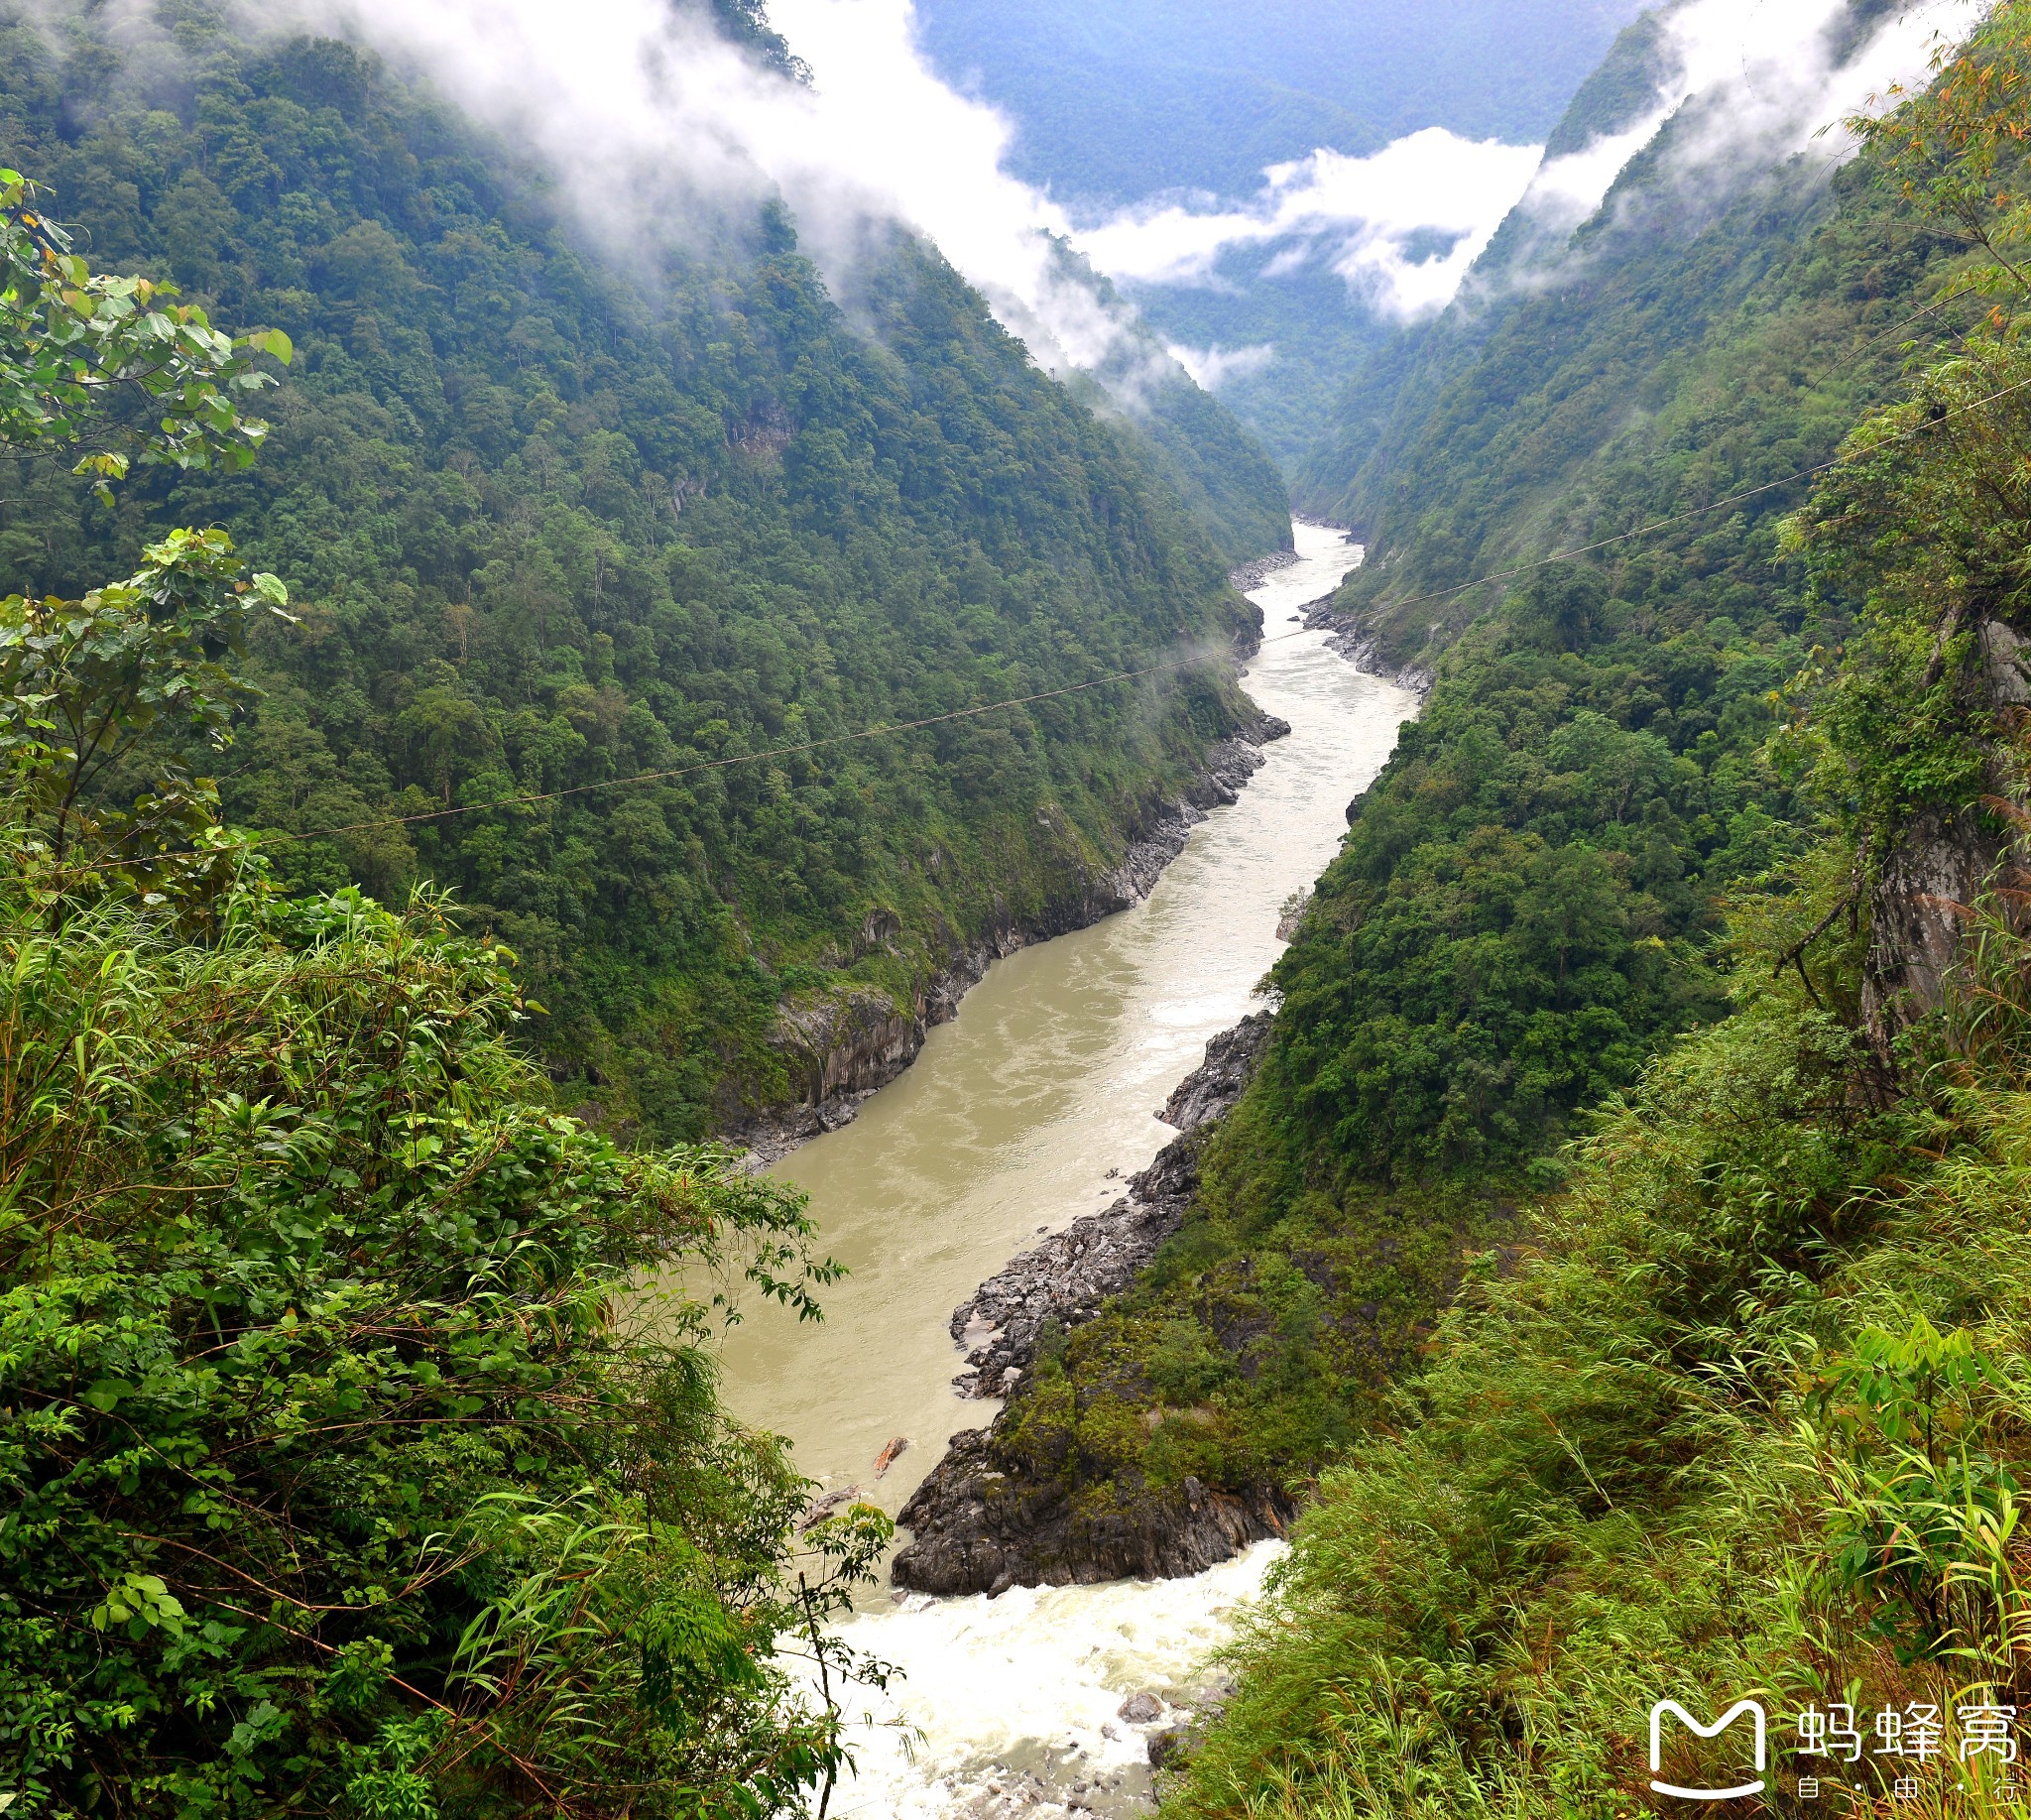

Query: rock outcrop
[1301,596,1435,695]
[892,1015,1284,1596]
[1160,1012,1272,1132]
[732,716,1288,1160]
[892,1435,1294,1597]
[1228,546,1302,592]
[1861,616,2031,1057]
[947,1015,1270,1399]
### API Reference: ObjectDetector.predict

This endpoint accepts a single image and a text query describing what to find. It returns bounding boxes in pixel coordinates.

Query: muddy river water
[710,521,1414,1816]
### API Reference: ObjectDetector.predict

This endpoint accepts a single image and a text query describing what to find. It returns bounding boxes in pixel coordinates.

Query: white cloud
[195,0,1155,384]
[1062,0,1990,325]
[64,0,1998,384]
[1168,342,1277,390]
[1074,129,1547,320]
[1524,118,1667,231]
[1515,0,1990,233]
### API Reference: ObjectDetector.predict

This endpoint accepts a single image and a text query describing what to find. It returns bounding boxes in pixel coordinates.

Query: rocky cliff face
[732,719,1289,1160]
[1861,616,2031,1058]
[891,1014,1282,1596]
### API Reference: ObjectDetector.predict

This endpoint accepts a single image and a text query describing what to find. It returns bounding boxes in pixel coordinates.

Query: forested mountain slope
[1165,8,2031,1809]
[894,0,2026,1643]
[0,5,1288,1143]
[1296,2,1957,663]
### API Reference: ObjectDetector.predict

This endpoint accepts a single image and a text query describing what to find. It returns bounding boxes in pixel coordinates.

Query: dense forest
[1138,1,2031,1813]
[0,154,901,1816]
[0,1,1289,1143]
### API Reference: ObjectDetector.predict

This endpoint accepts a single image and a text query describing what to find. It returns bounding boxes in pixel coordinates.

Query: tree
[0,527,291,901]
[0,168,289,498]
[0,168,294,908]
[0,169,891,1819]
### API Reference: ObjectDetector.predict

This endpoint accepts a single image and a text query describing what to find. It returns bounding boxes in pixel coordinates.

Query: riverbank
[1302,590,1438,694]
[728,714,1290,1164]
[893,1015,1289,1595]
[705,519,1414,1817]
[942,1015,1271,1403]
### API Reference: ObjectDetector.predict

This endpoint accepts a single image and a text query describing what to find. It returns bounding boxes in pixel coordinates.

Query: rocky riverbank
[891,1427,1295,1597]
[731,716,1290,1162]
[890,1015,1290,1596]
[1227,546,1302,591]
[1301,596,1436,695]
[946,1015,1272,1400]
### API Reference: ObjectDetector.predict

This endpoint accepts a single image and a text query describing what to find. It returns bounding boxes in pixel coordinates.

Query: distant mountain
[915,0,1649,206]
[1298,0,1965,643]
[914,0,1648,465]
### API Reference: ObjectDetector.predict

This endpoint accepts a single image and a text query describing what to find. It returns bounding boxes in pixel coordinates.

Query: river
[712,520,1414,1816]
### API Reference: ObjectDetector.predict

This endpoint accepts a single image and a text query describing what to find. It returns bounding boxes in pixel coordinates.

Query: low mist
[180,0,1164,390]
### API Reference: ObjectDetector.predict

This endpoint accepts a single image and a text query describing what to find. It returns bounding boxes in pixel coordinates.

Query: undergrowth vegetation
[1,885,886,1817]
[1167,884,2031,1818]
[0,158,888,1819]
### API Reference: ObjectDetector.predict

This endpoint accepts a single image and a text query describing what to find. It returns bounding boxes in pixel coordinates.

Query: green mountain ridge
[1145,5,2031,1813]
[0,4,1289,1143]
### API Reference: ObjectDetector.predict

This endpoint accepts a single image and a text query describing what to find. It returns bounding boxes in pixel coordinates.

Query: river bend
[715,520,1414,1816]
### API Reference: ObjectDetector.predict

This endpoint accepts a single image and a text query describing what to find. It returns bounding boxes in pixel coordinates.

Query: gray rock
[1161,1014,1272,1133]
[800,1485,862,1530]
[945,1018,1272,1401]
[1300,596,1436,695]
[1118,1693,1164,1725]
[892,1427,1295,1596]
[1228,546,1302,591]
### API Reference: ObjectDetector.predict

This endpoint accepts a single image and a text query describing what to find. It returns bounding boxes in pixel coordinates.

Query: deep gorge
[15,2,2031,1817]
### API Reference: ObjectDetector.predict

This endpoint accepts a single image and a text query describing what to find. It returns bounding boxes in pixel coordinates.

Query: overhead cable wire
[64,361,2031,876]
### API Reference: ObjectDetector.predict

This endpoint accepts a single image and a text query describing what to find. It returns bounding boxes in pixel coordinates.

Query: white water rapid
[717,521,1414,1816]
